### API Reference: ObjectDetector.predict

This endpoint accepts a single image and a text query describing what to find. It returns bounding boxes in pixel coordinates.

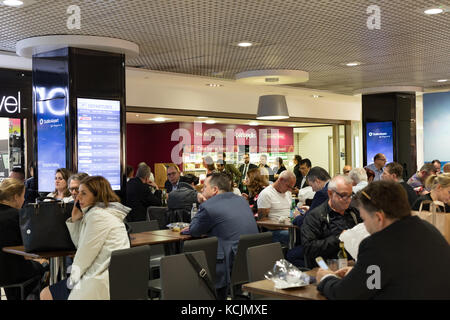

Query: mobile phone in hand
[75,201,82,211]
[315,256,329,270]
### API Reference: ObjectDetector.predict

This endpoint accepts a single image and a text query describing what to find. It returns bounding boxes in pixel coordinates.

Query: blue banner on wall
[36,88,67,193]
[366,121,394,165]
[423,92,450,168]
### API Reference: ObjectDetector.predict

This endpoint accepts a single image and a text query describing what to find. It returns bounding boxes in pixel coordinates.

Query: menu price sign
[77,98,121,190]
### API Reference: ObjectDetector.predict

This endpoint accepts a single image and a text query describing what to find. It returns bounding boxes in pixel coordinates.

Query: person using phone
[316,181,450,300]
[40,176,131,300]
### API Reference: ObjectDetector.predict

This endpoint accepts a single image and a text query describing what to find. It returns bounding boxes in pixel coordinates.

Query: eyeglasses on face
[69,187,79,192]
[332,189,353,200]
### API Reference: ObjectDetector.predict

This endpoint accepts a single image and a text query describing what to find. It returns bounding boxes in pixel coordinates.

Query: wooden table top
[256,218,299,229]
[242,269,326,300]
[2,246,76,259]
[2,230,193,258]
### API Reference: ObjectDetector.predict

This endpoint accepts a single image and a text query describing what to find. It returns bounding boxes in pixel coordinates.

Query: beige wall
[294,126,334,175]
[126,68,362,121]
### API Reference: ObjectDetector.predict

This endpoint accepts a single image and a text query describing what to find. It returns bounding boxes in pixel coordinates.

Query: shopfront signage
[0,91,21,116]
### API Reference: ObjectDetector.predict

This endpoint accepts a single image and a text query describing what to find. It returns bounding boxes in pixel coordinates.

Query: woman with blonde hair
[40,176,130,300]
[412,173,450,212]
[0,178,47,300]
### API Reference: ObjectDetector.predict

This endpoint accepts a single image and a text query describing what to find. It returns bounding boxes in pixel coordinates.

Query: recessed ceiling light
[435,79,448,82]
[345,62,361,67]
[312,94,323,98]
[135,114,140,117]
[2,0,24,6]
[205,120,216,124]
[153,117,167,122]
[237,42,253,47]
[206,83,223,87]
[424,8,444,15]
[249,121,259,126]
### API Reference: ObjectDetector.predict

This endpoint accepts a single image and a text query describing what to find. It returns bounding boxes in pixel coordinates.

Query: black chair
[229,232,273,299]
[109,245,151,300]
[183,237,218,285]
[0,275,42,300]
[246,242,284,283]
[147,206,169,229]
[160,251,215,300]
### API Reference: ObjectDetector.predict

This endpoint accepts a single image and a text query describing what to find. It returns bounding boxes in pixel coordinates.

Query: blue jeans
[271,230,289,245]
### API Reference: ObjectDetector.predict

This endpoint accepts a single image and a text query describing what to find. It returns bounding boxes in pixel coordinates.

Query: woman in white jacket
[40,176,130,300]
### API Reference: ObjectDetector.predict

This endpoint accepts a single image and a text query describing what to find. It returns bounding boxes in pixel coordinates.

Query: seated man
[301,175,362,268]
[164,165,183,193]
[306,167,331,211]
[317,181,450,299]
[381,162,417,206]
[126,163,162,222]
[257,171,297,245]
[187,173,258,300]
[407,163,436,194]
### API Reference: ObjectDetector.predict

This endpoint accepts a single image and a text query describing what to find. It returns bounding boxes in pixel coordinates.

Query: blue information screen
[366,121,394,165]
[77,98,121,190]
[36,95,67,193]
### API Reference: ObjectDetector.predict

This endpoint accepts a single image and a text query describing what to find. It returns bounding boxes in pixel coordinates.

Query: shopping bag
[19,199,76,252]
[412,200,450,244]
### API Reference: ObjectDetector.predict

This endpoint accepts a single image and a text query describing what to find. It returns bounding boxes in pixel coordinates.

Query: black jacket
[126,177,162,222]
[399,181,418,207]
[293,164,303,189]
[318,216,450,299]
[167,182,198,223]
[301,201,362,268]
[0,204,43,285]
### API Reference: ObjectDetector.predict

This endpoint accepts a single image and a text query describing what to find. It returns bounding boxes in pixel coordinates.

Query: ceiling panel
[1,0,450,94]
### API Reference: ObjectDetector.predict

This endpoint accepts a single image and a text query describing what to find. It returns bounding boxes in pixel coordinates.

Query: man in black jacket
[238,153,257,192]
[301,175,361,268]
[381,162,417,206]
[316,180,450,299]
[126,163,162,222]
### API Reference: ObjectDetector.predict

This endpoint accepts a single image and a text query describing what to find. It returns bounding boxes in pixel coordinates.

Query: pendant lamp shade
[256,95,289,120]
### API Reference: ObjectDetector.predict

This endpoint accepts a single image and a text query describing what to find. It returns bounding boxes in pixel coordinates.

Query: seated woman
[40,176,131,300]
[412,173,450,212]
[242,168,269,216]
[46,168,73,203]
[0,178,47,300]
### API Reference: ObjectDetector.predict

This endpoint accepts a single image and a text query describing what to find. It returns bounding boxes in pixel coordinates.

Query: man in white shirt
[257,170,296,245]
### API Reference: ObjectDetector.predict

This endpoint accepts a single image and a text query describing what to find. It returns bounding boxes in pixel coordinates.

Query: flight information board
[77,98,121,190]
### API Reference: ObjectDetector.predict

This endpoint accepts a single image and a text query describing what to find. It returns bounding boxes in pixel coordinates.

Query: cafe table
[256,218,299,249]
[242,268,326,300]
[2,230,193,285]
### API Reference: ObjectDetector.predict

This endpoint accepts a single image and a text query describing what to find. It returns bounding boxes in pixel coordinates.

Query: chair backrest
[247,242,284,283]
[127,220,152,233]
[230,232,273,287]
[109,245,150,300]
[183,237,218,284]
[160,251,215,300]
[147,206,169,229]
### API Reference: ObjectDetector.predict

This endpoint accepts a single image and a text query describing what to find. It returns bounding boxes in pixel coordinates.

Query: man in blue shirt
[365,153,387,181]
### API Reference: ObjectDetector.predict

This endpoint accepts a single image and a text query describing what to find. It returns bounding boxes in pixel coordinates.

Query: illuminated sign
[0,92,21,116]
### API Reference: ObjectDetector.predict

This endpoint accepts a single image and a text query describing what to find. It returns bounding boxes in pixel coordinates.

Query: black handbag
[19,198,76,252]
